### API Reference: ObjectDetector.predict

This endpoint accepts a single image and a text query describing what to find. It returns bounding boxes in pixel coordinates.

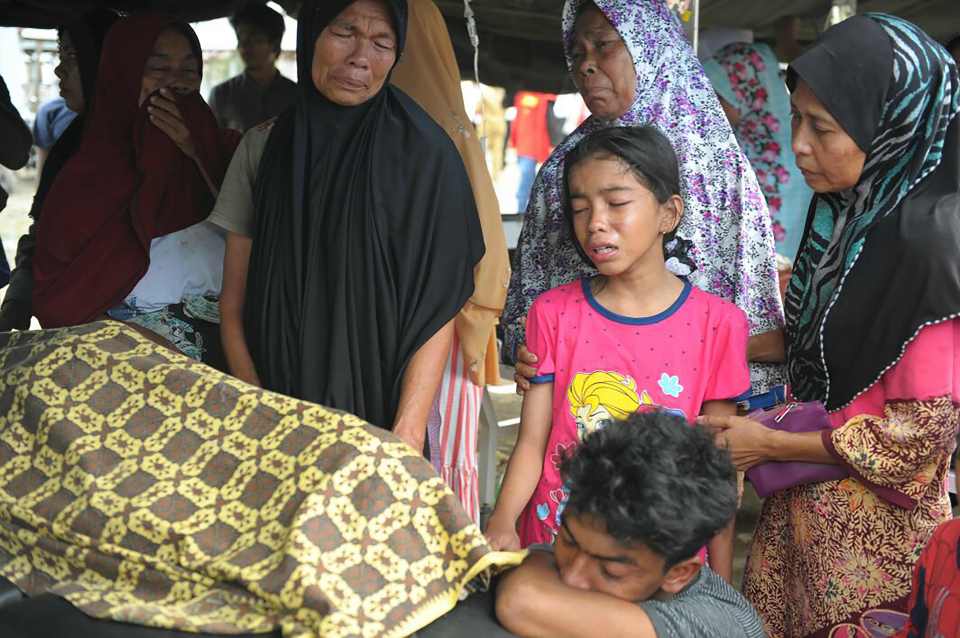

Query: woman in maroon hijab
[31,14,239,367]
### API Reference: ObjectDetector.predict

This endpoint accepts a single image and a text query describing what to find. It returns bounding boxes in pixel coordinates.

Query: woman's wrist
[761,428,835,464]
[761,426,784,462]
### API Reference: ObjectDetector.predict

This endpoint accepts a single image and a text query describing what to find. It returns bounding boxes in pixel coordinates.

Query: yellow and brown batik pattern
[0,321,520,638]
[743,398,959,638]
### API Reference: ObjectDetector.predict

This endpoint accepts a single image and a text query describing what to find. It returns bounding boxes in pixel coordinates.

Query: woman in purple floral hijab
[503,0,785,391]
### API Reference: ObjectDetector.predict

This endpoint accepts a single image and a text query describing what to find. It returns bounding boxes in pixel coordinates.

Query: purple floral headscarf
[502,0,785,391]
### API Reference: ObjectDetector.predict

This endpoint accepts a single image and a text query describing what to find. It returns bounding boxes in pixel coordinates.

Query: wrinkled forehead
[561,512,652,568]
[329,0,397,35]
[300,0,405,72]
[572,4,618,40]
[561,0,681,74]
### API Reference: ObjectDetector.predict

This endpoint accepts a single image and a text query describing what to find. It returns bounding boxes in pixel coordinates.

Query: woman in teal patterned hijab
[703,42,813,261]
[701,13,960,637]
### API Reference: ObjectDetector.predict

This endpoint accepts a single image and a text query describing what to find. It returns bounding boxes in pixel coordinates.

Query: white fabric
[125,221,225,312]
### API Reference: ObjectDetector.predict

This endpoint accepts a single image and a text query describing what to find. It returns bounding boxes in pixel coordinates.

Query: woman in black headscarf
[0,9,118,331]
[212,0,484,450]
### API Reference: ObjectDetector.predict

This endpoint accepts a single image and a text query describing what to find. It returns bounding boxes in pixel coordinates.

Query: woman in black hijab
[0,9,118,330]
[213,0,484,450]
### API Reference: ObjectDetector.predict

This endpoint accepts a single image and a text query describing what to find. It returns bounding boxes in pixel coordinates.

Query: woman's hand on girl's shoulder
[513,343,539,395]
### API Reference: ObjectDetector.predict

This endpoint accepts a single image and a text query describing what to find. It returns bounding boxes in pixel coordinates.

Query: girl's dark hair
[563,125,683,266]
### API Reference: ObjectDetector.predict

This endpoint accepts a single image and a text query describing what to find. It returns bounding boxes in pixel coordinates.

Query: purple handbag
[744,402,849,498]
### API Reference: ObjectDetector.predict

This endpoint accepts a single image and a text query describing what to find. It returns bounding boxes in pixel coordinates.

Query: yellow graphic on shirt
[567,371,642,438]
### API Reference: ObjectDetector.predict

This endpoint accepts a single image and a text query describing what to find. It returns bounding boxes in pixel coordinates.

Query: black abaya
[244,0,485,428]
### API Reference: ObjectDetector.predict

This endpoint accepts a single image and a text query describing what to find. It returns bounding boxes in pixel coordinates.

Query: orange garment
[509,91,555,163]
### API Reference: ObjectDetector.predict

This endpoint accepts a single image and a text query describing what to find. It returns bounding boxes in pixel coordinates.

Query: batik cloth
[106,295,225,370]
[702,42,813,261]
[518,279,750,546]
[502,0,784,392]
[0,322,521,638]
[784,14,960,411]
[744,320,960,638]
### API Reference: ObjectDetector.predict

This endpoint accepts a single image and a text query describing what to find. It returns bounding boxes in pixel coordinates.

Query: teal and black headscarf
[784,14,960,410]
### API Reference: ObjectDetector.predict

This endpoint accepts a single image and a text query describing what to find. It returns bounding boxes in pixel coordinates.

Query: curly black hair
[560,411,737,568]
[562,125,683,267]
[231,3,286,53]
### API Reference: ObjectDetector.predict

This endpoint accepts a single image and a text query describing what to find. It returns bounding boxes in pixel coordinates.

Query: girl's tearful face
[568,154,681,278]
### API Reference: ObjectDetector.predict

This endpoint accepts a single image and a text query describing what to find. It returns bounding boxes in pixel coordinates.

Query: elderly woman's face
[569,6,636,121]
[312,0,397,106]
[139,28,201,106]
[790,80,866,193]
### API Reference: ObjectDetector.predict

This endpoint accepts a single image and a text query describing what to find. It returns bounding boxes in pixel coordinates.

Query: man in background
[208,2,297,132]
[774,15,804,63]
[509,90,555,214]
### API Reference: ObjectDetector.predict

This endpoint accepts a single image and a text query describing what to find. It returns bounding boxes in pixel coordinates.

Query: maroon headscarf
[32,14,240,328]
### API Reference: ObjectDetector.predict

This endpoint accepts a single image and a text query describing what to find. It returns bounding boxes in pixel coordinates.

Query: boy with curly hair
[494,411,766,638]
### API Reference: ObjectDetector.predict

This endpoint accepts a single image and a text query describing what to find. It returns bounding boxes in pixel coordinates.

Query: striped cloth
[428,333,484,523]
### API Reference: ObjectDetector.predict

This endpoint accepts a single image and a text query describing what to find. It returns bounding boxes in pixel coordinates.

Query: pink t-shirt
[518,278,751,546]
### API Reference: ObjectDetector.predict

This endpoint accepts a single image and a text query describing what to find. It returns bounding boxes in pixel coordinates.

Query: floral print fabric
[702,42,813,261]
[744,396,959,638]
[826,398,959,509]
[502,0,784,392]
